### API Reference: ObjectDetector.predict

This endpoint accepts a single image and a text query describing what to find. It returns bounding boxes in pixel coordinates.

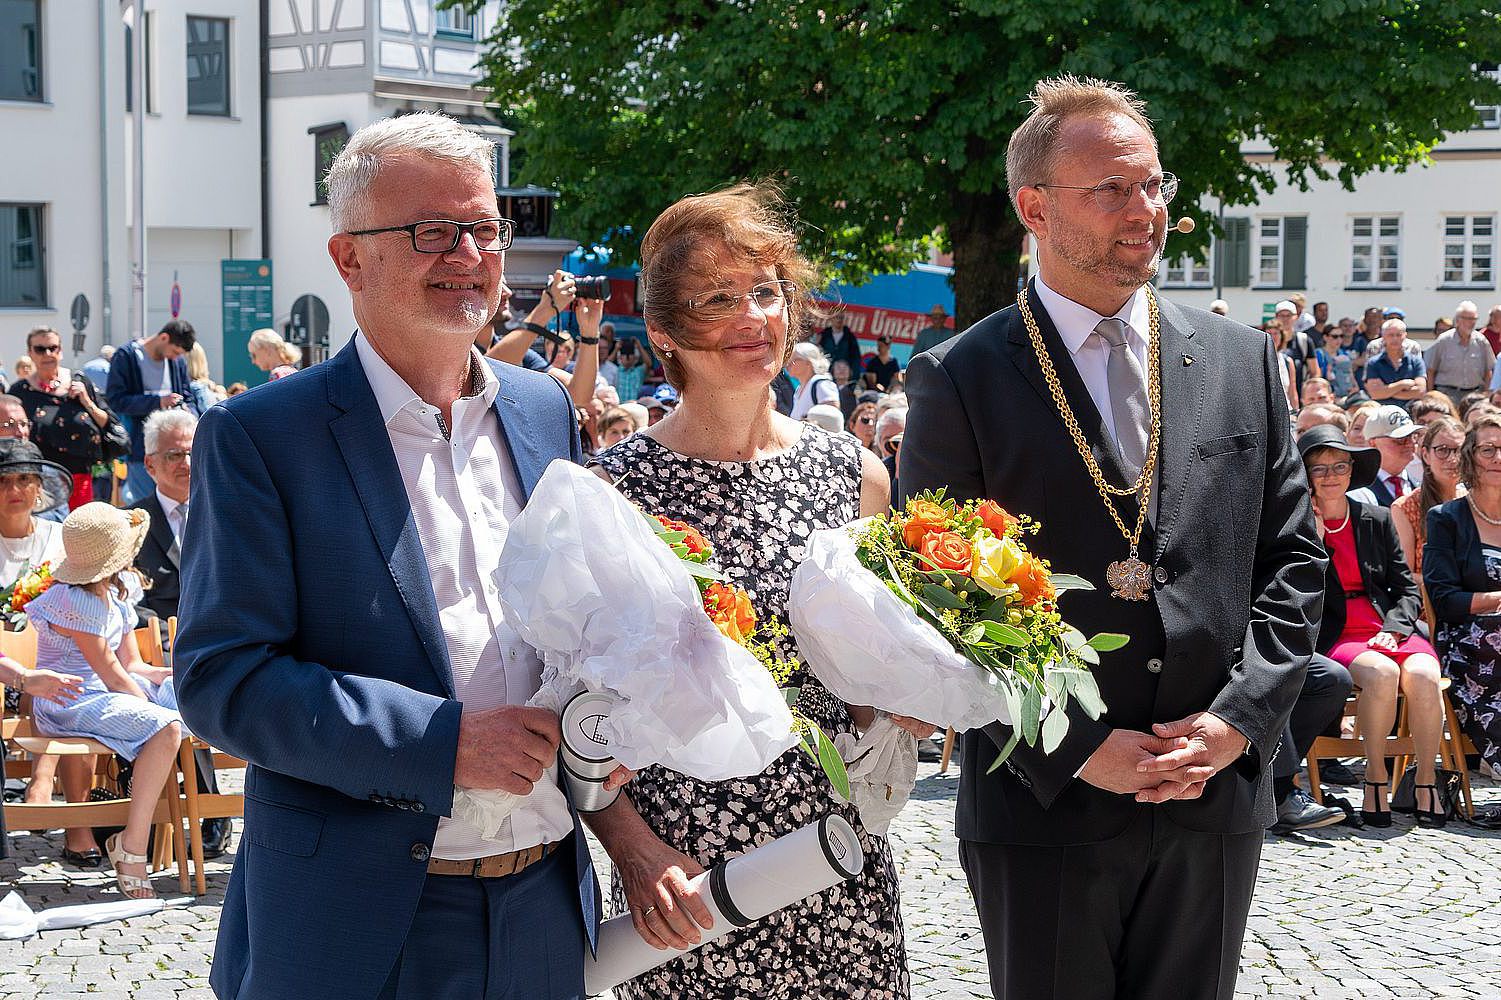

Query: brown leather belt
[427,841,558,879]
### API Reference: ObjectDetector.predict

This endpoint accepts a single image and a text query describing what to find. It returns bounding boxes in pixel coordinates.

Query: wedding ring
[639,906,656,918]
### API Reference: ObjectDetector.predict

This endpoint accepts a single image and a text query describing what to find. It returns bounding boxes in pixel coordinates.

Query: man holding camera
[106,319,202,505]
[486,269,606,410]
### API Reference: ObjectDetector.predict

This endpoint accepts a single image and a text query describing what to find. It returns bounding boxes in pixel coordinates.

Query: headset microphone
[1171,217,1196,235]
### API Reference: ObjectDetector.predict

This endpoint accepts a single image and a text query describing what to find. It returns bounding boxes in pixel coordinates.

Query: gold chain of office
[1016,287,1164,598]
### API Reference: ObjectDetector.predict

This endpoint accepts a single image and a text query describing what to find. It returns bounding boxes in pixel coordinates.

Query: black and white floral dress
[1437,544,1501,769]
[591,425,909,1000]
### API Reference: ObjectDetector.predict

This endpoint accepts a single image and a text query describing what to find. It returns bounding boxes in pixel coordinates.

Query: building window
[125,10,155,113]
[1350,215,1401,287]
[1161,241,1215,288]
[0,204,46,307]
[186,16,230,116]
[434,7,477,38]
[1474,63,1500,130]
[309,122,349,205]
[0,0,43,102]
[1444,214,1495,288]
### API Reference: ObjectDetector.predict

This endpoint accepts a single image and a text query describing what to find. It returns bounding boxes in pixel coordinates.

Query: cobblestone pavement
[3,758,1499,998]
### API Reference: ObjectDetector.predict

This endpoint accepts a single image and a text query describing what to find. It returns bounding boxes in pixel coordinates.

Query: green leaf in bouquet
[921,583,967,610]
[1020,683,1042,746]
[681,562,727,582]
[1044,669,1066,706]
[1085,633,1130,653]
[1069,671,1106,719]
[883,557,917,604]
[982,621,1030,646]
[963,623,988,645]
[1061,625,1088,649]
[1041,703,1070,754]
[985,727,1021,773]
[658,530,688,543]
[782,686,801,708]
[814,724,852,800]
[1048,573,1096,593]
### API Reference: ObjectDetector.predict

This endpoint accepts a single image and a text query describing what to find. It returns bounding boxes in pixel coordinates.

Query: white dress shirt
[156,489,188,550]
[354,334,574,860]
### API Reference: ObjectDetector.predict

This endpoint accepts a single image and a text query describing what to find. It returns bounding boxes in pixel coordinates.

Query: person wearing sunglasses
[8,326,122,510]
[1299,424,1445,828]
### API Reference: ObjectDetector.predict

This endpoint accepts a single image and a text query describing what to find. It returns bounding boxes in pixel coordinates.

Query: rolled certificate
[560,690,623,814]
[584,815,866,995]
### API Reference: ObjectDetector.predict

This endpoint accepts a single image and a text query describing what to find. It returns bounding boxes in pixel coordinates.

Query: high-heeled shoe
[1361,780,1392,828]
[1414,783,1448,829]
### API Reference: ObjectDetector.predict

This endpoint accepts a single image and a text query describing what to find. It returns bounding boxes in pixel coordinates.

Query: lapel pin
[1182,355,1195,367]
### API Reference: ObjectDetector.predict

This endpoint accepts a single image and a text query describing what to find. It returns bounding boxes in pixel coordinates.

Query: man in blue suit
[176,113,615,1000]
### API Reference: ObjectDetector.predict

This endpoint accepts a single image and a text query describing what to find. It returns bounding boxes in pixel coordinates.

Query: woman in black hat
[0,437,72,589]
[1299,425,1447,827]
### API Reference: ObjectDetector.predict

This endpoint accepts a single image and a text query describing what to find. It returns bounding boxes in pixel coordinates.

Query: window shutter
[1282,216,1308,289]
[1218,217,1251,288]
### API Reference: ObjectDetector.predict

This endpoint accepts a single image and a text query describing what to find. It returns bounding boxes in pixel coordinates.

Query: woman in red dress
[1299,425,1448,828]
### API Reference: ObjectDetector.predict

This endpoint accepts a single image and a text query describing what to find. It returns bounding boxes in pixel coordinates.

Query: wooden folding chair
[1306,687,1416,805]
[163,617,247,894]
[2,680,189,892]
[939,727,956,773]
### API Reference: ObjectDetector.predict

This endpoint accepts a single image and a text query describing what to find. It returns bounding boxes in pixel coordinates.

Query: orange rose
[703,582,758,644]
[918,530,973,573]
[975,500,1018,539]
[1010,554,1056,606]
[655,515,711,559]
[902,499,951,549]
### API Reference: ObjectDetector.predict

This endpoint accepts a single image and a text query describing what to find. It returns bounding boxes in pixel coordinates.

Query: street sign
[288,293,330,349]
[222,259,274,386]
[69,294,90,333]
[170,273,182,318]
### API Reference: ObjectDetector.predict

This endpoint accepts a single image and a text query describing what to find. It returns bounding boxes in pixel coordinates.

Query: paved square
[3,760,1498,998]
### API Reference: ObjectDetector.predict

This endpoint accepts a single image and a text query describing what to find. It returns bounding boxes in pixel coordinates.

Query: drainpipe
[259,0,269,259]
[98,0,113,344]
[130,0,145,342]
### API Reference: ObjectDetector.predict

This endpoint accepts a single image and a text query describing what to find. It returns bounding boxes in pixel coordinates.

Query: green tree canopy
[461,0,1501,327]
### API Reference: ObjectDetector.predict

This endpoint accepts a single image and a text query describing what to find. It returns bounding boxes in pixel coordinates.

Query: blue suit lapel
[487,360,548,501]
[326,344,456,698]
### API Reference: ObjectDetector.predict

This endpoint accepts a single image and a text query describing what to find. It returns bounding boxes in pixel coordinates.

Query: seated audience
[1424,412,1501,803]
[1301,427,1445,828]
[1346,400,1382,447]
[847,399,879,452]
[24,504,186,897]
[0,653,83,862]
[1364,319,1427,411]
[1347,406,1421,507]
[1392,416,1465,584]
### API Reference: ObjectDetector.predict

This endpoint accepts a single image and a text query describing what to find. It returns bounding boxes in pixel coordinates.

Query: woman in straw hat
[24,503,184,898]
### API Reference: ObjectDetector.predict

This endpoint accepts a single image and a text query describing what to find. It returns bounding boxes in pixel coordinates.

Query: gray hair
[326,112,495,233]
[1456,300,1479,316]
[144,408,198,456]
[791,341,831,376]
[875,407,907,448]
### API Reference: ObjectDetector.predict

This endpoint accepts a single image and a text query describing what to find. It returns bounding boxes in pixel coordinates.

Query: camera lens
[573,275,611,301]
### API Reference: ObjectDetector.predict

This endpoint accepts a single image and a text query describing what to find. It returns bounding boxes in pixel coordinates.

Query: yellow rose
[969,534,1024,599]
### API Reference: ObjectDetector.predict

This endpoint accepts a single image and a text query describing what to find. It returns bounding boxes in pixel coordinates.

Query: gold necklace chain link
[1017,286,1162,550]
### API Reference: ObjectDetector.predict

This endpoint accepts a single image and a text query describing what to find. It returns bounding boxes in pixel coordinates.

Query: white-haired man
[903,75,1324,999]
[1425,300,1493,407]
[1364,318,1427,411]
[177,112,618,1000]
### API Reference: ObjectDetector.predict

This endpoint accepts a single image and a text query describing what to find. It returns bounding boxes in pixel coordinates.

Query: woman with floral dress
[587,183,926,999]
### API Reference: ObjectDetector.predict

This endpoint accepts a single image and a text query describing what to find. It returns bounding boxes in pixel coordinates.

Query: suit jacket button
[411,802,425,814]
[410,843,430,863]
[1146,658,1163,674]
[368,794,382,803]
[1153,566,1169,584]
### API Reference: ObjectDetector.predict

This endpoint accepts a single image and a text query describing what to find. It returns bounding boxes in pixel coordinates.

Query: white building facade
[1158,89,1501,331]
[0,0,262,380]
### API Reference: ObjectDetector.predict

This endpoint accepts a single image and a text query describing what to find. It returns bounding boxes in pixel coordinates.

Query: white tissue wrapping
[455,461,802,839]
[831,714,918,836]
[789,520,1016,735]
[584,815,866,995]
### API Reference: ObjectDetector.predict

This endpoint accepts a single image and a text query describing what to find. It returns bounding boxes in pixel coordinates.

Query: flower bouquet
[2,562,53,631]
[790,492,1125,826]
[452,461,829,837]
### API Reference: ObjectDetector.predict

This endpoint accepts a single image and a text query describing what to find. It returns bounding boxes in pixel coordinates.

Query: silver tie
[1092,318,1150,482]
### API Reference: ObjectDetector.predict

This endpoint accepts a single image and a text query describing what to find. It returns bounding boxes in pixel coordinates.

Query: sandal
[104,833,156,900]
[61,847,104,869]
[1361,780,1392,828]
[1414,783,1448,829]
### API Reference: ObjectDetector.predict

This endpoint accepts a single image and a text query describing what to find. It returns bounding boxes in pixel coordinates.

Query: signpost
[69,293,90,357]
[221,259,273,386]
[287,294,329,350]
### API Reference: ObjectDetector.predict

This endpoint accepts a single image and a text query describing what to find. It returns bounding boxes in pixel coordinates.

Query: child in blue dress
[25,503,183,899]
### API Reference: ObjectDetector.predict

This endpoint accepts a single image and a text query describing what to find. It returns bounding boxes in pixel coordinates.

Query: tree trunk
[949,190,1027,332]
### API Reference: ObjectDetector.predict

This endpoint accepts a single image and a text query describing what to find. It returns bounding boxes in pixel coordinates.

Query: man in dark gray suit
[903,76,1326,1000]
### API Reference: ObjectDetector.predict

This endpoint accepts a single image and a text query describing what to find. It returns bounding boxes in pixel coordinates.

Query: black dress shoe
[200,818,232,859]
[1271,788,1345,833]
[1317,761,1360,786]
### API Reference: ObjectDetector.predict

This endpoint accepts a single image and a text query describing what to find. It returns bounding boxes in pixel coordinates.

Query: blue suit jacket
[175,341,597,1000]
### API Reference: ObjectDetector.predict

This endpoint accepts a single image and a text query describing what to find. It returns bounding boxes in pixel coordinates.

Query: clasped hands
[1080,712,1248,804]
[454,705,632,796]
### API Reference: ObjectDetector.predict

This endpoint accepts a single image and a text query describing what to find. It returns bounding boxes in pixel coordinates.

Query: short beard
[1051,227,1162,288]
[456,297,489,332]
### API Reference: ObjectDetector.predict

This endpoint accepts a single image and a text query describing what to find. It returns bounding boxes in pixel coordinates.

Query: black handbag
[1390,764,1464,819]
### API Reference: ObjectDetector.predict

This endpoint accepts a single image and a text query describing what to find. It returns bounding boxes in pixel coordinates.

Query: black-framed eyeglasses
[28,343,61,355]
[345,218,514,254]
[1476,445,1501,463]
[1034,172,1178,213]
[1307,461,1354,479]
[1428,445,1461,461]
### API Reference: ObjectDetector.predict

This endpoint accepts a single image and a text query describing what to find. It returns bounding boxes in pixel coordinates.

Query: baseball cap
[1364,405,1421,441]
[1383,306,1406,319]
[1274,300,1297,315]
[651,384,679,405]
